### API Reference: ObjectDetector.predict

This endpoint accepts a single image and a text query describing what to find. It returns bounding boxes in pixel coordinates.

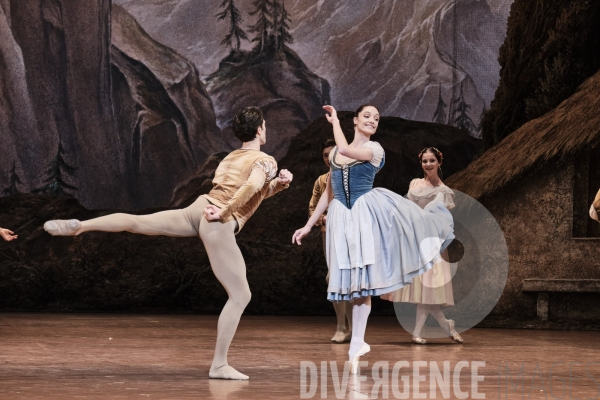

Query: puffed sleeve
[253,156,277,182]
[440,187,456,210]
[364,141,384,168]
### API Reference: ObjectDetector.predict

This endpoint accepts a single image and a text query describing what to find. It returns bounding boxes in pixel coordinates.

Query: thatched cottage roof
[446,70,600,200]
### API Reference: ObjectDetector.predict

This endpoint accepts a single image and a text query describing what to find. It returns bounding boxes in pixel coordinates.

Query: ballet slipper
[445,320,463,343]
[331,330,347,343]
[343,331,352,342]
[209,365,249,380]
[412,337,427,345]
[348,343,370,375]
[44,219,81,236]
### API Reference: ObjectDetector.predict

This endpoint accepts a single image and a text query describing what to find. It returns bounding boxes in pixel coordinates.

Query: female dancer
[308,139,352,343]
[0,227,17,241]
[292,105,454,372]
[381,148,463,344]
[44,106,293,380]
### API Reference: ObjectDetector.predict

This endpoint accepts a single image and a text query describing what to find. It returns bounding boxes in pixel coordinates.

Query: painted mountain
[0,1,221,209]
[115,0,514,137]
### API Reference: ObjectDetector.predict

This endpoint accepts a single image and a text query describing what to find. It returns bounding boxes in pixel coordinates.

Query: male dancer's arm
[265,175,290,199]
[218,167,269,220]
[591,189,600,222]
[308,178,325,228]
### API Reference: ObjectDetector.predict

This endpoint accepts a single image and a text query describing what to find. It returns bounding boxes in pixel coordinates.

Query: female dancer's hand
[203,205,222,221]
[292,226,311,245]
[323,105,338,124]
[0,228,17,241]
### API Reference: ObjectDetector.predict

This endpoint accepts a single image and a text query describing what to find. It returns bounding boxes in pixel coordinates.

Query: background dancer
[591,189,600,222]
[292,105,454,373]
[308,139,353,343]
[44,106,293,380]
[381,148,463,344]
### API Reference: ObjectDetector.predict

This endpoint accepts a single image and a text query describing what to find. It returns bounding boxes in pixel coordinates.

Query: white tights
[413,304,449,337]
[348,296,371,359]
[77,197,250,373]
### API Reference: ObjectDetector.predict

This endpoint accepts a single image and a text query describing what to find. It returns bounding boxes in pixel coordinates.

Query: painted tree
[1,161,22,196]
[216,0,248,51]
[272,0,293,51]
[248,0,273,53]
[432,84,447,124]
[33,142,78,196]
[451,82,477,135]
[475,105,487,139]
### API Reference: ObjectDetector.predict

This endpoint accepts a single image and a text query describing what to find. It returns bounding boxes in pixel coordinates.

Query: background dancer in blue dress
[292,105,455,373]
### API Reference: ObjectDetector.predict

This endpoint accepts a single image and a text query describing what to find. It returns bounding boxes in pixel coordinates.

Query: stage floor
[0,314,599,399]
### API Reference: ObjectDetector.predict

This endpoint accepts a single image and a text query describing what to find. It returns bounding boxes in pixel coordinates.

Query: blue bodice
[330,147,385,209]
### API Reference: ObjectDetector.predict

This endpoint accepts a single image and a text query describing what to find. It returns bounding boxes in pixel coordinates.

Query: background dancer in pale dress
[381,147,463,344]
[308,139,353,343]
[293,105,454,373]
[44,106,293,380]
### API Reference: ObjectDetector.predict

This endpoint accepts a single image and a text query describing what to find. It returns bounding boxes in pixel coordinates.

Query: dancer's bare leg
[200,215,251,380]
[344,301,353,338]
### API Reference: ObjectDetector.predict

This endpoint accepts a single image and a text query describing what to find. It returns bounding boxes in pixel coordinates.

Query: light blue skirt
[326,188,454,301]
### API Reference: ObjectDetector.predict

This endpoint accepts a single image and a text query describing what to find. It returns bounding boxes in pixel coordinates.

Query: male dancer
[308,139,352,343]
[591,189,600,222]
[0,227,17,241]
[44,106,293,380]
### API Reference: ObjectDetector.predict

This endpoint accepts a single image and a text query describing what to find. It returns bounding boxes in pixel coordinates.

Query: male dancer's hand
[0,228,17,241]
[277,169,293,185]
[203,205,222,221]
[292,226,311,245]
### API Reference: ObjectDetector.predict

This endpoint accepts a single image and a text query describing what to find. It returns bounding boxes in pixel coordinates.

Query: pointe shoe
[412,337,427,345]
[348,343,370,374]
[209,365,249,380]
[331,330,347,343]
[446,320,463,344]
[44,219,81,236]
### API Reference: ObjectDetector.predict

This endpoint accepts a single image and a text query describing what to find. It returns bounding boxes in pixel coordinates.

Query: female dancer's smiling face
[353,106,380,136]
[421,150,441,178]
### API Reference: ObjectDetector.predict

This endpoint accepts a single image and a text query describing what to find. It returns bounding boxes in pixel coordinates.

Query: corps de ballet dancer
[590,188,600,222]
[292,105,454,373]
[381,147,463,344]
[44,106,293,380]
[308,139,353,343]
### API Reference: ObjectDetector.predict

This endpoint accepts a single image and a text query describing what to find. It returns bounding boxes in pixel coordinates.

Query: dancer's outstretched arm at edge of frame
[323,105,373,161]
[292,172,333,245]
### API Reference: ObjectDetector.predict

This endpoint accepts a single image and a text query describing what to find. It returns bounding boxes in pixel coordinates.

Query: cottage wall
[483,159,600,321]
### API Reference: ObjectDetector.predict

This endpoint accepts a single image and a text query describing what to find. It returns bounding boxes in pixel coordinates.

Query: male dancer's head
[233,107,266,146]
[321,139,336,169]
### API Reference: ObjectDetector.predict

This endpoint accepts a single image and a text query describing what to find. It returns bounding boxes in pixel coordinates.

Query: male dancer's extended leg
[199,215,252,380]
[44,199,203,238]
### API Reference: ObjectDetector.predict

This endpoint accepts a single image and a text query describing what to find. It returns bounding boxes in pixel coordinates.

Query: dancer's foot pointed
[348,343,370,374]
[209,365,249,380]
[44,219,82,236]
